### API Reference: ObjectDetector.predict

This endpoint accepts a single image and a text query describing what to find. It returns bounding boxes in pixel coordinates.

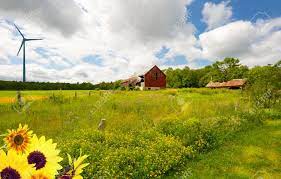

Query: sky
[0,0,280,83]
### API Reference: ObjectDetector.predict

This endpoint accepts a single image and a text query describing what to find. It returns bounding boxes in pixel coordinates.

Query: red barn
[121,65,166,90]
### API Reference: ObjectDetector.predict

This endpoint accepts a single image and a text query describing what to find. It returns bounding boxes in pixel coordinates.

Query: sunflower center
[13,134,24,146]
[1,167,21,179]
[28,151,47,170]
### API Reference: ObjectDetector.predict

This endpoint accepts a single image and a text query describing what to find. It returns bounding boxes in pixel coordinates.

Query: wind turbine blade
[25,38,43,41]
[17,40,24,56]
[14,24,24,38]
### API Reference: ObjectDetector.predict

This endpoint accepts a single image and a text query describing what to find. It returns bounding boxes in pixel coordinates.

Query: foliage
[0,89,279,178]
[165,58,281,91]
[183,120,281,178]
[60,130,190,178]
[208,58,249,82]
[246,63,281,109]
[0,58,279,91]
[49,92,71,104]
[165,58,249,88]
[0,80,122,91]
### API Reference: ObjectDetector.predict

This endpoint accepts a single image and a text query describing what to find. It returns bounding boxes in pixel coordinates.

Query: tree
[274,60,281,67]
[166,68,183,88]
[209,58,248,82]
[246,64,281,108]
[198,58,248,84]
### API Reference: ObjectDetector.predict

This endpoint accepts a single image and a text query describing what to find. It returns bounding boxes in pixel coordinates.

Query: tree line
[165,58,281,89]
[0,58,280,91]
[0,80,122,91]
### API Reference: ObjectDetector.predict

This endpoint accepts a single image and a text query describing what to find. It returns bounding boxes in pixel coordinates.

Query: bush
[259,109,281,120]
[157,109,267,155]
[59,130,191,178]
[157,117,218,152]
[49,92,70,104]
[246,65,281,109]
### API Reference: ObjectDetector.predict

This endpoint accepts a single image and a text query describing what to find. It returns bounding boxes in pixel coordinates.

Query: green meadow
[186,120,281,178]
[0,90,90,98]
[0,89,280,178]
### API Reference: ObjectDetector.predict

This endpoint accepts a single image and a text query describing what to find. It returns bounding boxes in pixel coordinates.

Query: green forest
[0,58,280,91]
[165,58,281,88]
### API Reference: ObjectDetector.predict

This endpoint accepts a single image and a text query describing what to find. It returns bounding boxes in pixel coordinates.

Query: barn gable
[144,65,166,77]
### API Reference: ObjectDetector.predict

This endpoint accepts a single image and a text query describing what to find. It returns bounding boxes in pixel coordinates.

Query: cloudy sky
[0,0,280,83]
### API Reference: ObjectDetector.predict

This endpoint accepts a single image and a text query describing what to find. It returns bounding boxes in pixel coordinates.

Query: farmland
[0,89,280,178]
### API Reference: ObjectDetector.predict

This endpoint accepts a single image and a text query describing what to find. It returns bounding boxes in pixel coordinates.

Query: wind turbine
[14,24,43,82]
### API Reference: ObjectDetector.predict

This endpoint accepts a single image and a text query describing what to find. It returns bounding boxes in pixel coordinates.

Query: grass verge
[181,120,281,178]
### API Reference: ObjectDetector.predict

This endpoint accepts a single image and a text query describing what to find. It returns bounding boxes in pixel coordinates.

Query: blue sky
[154,0,281,69]
[189,0,281,35]
[0,0,280,83]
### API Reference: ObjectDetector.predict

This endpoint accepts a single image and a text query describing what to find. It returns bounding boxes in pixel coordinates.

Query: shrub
[262,109,281,120]
[49,92,70,104]
[59,130,191,178]
[246,65,281,109]
[157,109,267,155]
[157,117,218,152]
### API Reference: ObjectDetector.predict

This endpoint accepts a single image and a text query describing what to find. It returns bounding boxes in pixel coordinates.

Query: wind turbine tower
[14,24,43,82]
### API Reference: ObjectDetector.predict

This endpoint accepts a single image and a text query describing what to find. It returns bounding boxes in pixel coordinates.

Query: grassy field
[183,120,281,178]
[0,89,280,178]
[0,90,91,103]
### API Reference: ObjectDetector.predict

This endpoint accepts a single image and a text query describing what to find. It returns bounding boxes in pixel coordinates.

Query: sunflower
[30,170,53,179]
[4,124,33,153]
[0,150,35,179]
[59,154,89,179]
[71,154,89,179]
[26,135,63,176]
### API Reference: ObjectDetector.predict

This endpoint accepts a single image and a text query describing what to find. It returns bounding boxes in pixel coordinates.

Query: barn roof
[206,79,247,88]
[121,76,141,86]
[206,82,224,88]
[224,79,247,87]
[144,65,166,77]
[127,65,165,77]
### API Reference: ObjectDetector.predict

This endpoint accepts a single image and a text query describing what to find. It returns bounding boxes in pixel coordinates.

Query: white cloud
[107,0,193,41]
[199,18,281,66]
[0,0,280,84]
[0,0,198,83]
[202,1,232,30]
[0,0,83,36]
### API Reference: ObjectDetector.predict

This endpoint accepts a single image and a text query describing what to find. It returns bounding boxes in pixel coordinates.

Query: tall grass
[0,89,275,177]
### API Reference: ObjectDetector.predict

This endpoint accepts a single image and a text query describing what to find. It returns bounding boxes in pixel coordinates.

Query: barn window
[154,72,158,80]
